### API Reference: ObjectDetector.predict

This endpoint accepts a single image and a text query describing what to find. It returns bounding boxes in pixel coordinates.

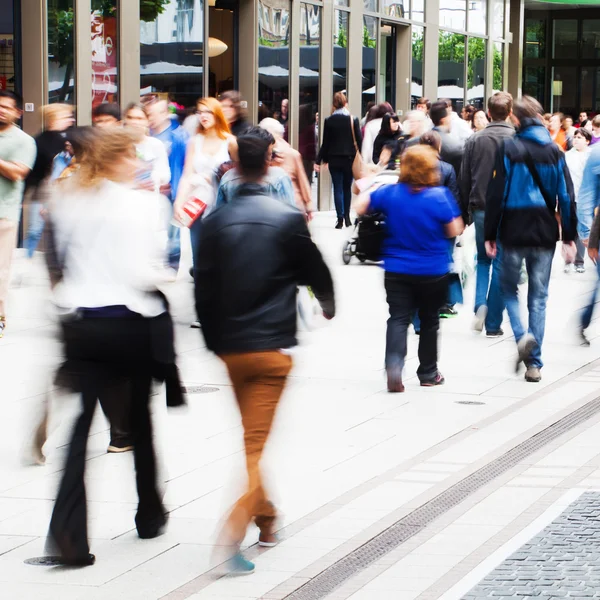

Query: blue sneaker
[227,553,255,576]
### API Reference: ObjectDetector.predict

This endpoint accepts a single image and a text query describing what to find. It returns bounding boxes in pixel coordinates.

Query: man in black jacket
[194,127,335,575]
[485,96,576,383]
[459,92,515,337]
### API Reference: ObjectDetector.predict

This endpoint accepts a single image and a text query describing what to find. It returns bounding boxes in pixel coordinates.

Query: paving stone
[462,493,600,600]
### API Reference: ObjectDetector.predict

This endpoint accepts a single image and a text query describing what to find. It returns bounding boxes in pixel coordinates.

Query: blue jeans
[329,162,353,219]
[473,210,504,332]
[24,201,45,259]
[501,246,554,369]
[167,223,181,271]
[581,259,600,330]
[190,215,203,274]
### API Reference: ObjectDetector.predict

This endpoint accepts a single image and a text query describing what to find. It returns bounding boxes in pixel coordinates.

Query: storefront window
[91,0,118,109]
[493,42,504,93]
[440,0,466,32]
[525,18,545,59]
[299,3,320,127]
[335,0,349,5]
[362,16,377,116]
[551,66,577,115]
[582,20,600,60]
[48,0,75,103]
[438,31,465,112]
[411,26,424,107]
[140,0,204,109]
[581,67,600,113]
[258,0,290,121]
[492,0,504,39]
[468,0,486,36]
[334,10,348,96]
[364,0,378,12]
[523,66,545,107]
[412,0,424,22]
[553,19,578,60]
[381,0,408,19]
[467,38,485,108]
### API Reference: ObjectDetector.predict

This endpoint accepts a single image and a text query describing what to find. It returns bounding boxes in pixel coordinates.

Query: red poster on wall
[91,12,117,108]
[0,77,6,91]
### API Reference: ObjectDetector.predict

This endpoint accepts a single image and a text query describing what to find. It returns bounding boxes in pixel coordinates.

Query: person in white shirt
[361,102,394,164]
[45,127,182,567]
[565,127,592,273]
[440,98,473,143]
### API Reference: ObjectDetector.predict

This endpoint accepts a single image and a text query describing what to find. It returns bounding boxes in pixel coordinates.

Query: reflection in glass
[523,66,545,108]
[551,66,577,115]
[580,67,600,113]
[438,31,465,112]
[381,0,408,19]
[379,24,395,107]
[334,11,349,96]
[335,0,349,5]
[362,16,377,116]
[258,0,290,121]
[364,0,378,12]
[493,42,504,93]
[412,0,424,22]
[553,20,578,60]
[140,0,204,109]
[492,0,504,39]
[48,0,75,103]
[439,0,465,32]
[467,38,485,109]
[411,26,424,108]
[299,4,320,124]
[525,18,545,59]
[468,0,486,35]
[91,1,118,109]
[582,21,600,59]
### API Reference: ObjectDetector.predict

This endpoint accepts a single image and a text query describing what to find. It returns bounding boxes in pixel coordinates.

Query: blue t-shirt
[369,183,460,276]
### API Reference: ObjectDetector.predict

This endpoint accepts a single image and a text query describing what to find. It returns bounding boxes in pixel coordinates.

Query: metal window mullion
[423,0,439,100]
[75,0,92,125]
[119,0,140,110]
[289,0,301,149]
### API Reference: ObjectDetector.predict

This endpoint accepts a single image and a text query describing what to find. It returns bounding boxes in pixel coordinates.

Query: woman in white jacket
[361,102,394,164]
[565,127,592,273]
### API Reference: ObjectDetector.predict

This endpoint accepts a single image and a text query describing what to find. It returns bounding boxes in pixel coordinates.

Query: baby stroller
[341,169,397,265]
[342,212,386,264]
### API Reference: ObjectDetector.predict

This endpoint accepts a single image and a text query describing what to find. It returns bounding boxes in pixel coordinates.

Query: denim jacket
[577,143,600,240]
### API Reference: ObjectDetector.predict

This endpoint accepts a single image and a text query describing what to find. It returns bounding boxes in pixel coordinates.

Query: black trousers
[329,159,353,219]
[48,316,165,561]
[384,272,448,381]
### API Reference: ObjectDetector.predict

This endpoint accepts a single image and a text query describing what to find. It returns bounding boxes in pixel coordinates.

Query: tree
[363,25,376,49]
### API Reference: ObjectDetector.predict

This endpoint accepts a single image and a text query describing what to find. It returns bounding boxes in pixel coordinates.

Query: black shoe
[344,215,352,228]
[107,439,134,453]
[335,218,343,229]
[420,371,445,387]
[485,328,504,338]
[137,513,168,539]
[63,553,96,567]
[579,327,591,347]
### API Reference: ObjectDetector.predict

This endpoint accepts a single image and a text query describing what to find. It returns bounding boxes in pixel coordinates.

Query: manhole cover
[182,385,220,394]
[25,556,65,567]
[456,400,485,405]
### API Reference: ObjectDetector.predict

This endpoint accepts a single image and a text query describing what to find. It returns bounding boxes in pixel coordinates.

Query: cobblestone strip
[462,492,600,599]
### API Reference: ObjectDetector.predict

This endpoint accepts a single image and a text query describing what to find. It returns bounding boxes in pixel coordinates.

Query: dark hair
[364,101,376,116]
[574,128,592,143]
[487,92,513,122]
[66,126,98,159]
[417,97,431,111]
[332,92,347,112]
[399,146,440,189]
[220,90,247,121]
[92,102,121,121]
[0,89,23,110]
[380,112,400,136]
[237,126,275,178]
[366,105,379,123]
[430,101,449,127]
[463,105,476,121]
[513,96,544,121]
[374,102,394,120]
[440,98,453,109]
[419,130,442,153]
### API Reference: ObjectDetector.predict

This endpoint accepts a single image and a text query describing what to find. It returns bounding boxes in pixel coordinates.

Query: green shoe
[226,553,255,576]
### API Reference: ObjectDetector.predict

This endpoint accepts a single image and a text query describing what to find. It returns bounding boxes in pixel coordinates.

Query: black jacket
[372,132,406,165]
[432,126,464,182]
[485,119,577,248]
[440,160,460,205]
[317,113,362,168]
[230,119,252,138]
[194,185,335,354]
[459,121,515,216]
[26,130,67,191]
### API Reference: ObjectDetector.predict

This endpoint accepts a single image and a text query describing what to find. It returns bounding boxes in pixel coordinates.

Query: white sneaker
[472,305,488,333]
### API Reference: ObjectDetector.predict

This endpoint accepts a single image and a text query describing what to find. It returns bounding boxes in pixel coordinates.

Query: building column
[507,0,524,98]
[20,0,45,134]
[75,0,92,126]
[288,0,301,149]
[485,0,495,97]
[119,0,140,111]
[239,0,258,124]
[347,0,363,117]
[396,25,411,115]
[423,0,439,101]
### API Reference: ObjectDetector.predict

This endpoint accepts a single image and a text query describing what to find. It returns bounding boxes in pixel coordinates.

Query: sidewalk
[1,213,600,600]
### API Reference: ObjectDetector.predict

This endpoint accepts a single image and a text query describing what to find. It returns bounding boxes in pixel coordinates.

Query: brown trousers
[0,219,18,318]
[220,350,293,545]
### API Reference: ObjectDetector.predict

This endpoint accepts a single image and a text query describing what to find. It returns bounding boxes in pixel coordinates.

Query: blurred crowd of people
[1,83,600,575]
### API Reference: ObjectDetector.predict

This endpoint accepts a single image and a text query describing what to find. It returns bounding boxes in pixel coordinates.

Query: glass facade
[467,38,485,108]
[47,0,74,103]
[333,10,349,96]
[438,31,465,112]
[91,0,118,109]
[411,26,424,107]
[362,15,377,115]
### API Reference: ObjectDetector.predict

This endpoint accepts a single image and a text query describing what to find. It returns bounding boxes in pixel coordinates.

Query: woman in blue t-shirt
[356,145,463,392]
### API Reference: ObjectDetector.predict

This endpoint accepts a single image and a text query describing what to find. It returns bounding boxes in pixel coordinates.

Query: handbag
[349,115,380,180]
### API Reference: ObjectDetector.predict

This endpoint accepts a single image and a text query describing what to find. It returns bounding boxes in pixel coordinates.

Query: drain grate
[182,385,220,394]
[25,556,67,567]
[281,397,600,600]
[456,400,486,406]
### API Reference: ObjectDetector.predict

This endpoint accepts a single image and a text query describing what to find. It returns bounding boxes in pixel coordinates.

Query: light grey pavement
[2,212,600,600]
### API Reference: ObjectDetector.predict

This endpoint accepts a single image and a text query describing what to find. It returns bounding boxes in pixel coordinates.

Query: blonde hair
[42,103,74,129]
[259,117,285,139]
[197,97,231,139]
[67,128,138,188]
